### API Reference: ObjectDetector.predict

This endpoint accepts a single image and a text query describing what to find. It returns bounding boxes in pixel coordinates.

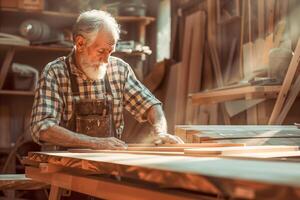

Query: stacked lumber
[170,0,300,125]
[174,125,300,145]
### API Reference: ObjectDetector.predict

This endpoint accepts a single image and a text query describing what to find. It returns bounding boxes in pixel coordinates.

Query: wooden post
[49,185,62,200]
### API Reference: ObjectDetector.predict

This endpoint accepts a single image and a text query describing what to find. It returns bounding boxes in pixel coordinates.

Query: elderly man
[30,10,183,149]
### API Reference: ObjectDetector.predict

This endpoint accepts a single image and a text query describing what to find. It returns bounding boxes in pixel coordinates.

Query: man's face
[76,31,116,80]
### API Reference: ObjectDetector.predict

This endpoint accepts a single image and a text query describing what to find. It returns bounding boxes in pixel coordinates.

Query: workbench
[24,151,300,200]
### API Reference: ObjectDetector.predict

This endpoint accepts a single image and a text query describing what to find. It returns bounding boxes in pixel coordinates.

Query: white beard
[81,62,108,80]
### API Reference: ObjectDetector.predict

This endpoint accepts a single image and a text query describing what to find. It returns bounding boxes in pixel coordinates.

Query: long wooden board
[25,151,300,199]
[190,85,281,105]
[185,11,206,124]
[69,143,245,153]
[184,146,299,156]
[175,125,299,143]
[0,174,47,190]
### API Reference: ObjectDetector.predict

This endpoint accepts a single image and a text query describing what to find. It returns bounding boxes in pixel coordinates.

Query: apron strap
[65,56,80,96]
[104,66,117,137]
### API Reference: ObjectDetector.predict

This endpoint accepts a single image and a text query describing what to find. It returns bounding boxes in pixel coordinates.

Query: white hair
[73,10,120,44]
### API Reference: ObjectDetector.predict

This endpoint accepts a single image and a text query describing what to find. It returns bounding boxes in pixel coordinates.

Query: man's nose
[101,53,110,63]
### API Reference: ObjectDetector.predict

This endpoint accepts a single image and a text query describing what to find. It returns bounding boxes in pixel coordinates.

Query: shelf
[0,44,72,52]
[189,85,282,105]
[0,44,150,58]
[0,8,155,25]
[0,90,35,96]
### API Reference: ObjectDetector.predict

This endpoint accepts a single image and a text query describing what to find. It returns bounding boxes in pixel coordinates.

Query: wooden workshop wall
[167,0,300,130]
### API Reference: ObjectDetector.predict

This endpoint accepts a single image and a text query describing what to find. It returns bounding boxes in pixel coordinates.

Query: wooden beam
[190,85,281,105]
[49,185,62,200]
[26,167,205,200]
[269,39,300,124]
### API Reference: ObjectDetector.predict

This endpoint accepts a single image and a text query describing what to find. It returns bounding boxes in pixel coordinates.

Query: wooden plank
[127,143,243,147]
[224,151,300,159]
[0,174,47,190]
[199,43,216,125]
[185,11,206,124]
[25,151,300,199]
[69,143,245,154]
[184,146,299,156]
[276,73,300,124]
[49,185,62,200]
[269,39,300,124]
[175,125,298,131]
[267,0,275,34]
[165,62,180,133]
[257,0,265,38]
[175,125,300,143]
[190,85,281,105]
[27,167,202,200]
[0,47,15,89]
[207,0,231,125]
[175,13,194,124]
[68,149,185,156]
[239,0,246,79]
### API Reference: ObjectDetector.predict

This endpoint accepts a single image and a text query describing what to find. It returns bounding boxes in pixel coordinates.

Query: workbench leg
[49,185,63,200]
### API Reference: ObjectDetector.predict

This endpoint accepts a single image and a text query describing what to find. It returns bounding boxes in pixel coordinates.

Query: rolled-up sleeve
[30,64,63,144]
[123,65,161,122]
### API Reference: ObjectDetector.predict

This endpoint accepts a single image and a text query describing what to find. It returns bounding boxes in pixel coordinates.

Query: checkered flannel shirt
[30,51,161,144]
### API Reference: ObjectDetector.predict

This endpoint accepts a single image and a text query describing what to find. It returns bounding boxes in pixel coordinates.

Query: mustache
[81,61,108,69]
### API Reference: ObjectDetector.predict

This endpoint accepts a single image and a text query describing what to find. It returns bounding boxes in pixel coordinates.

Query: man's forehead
[96,30,117,45]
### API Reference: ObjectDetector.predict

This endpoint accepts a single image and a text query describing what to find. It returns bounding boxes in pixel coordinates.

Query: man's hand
[152,133,184,144]
[91,137,128,149]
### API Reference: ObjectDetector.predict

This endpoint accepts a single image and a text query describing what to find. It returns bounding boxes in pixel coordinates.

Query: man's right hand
[91,137,127,150]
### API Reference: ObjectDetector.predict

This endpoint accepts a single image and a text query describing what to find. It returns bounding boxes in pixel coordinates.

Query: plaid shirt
[30,51,161,144]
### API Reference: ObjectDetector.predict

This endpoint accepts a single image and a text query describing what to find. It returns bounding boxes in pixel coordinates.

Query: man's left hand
[152,133,184,144]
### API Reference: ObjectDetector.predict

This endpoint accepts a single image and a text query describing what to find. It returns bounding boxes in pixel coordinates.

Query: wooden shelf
[0,44,150,58]
[190,85,282,105]
[0,90,35,96]
[0,44,72,52]
[0,8,155,25]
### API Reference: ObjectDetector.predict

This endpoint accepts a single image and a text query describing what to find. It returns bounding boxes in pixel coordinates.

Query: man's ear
[75,35,86,52]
